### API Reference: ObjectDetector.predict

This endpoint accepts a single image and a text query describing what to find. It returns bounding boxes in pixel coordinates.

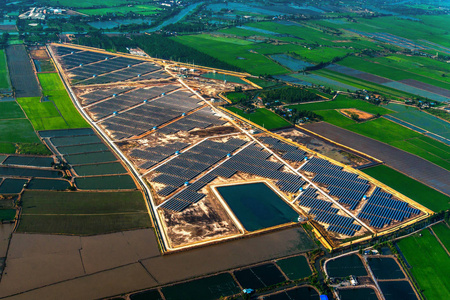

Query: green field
[288,95,392,115]
[432,222,450,251]
[227,107,292,130]
[174,35,289,75]
[0,100,42,154]
[289,96,450,170]
[338,56,450,90]
[40,0,150,8]
[18,190,151,235]
[362,165,450,212]
[0,209,16,221]
[79,4,160,16]
[397,229,450,300]
[20,73,89,130]
[0,50,10,90]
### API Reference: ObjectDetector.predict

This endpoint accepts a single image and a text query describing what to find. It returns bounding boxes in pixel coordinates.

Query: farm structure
[49,44,430,251]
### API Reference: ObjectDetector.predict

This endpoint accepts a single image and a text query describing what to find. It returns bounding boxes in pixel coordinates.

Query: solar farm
[49,44,430,250]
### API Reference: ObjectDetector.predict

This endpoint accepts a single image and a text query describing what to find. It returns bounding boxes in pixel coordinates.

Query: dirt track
[301,122,450,196]
[6,45,41,98]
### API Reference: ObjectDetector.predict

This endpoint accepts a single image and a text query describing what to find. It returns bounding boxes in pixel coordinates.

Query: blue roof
[320,296,329,300]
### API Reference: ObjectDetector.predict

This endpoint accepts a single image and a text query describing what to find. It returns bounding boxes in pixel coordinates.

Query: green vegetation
[227,107,292,130]
[362,165,450,212]
[174,34,288,75]
[432,222,450,251]
[287,95,392,115]
[397,229,450,300]
[289,96,450,170]
[41,0,150,8]
[0,49,10,90]
[260,86,318,104]
[134,34,243,73]
[17,73,88,131]
[18,191,151,235]
[79,4,161,16]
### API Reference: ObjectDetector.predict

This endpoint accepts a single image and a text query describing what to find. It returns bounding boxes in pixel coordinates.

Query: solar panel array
[157,107,227,134]
[70,57,143,81]
[301,157,369,210]
[130,142,189,170]
[88,85,179,120]
[259,136,307,162]
[80,87,134,105]
[357,187,421,228]
[80,62,162,85]
[98,90,204,139]
[55,47,82,56]
[57,50,114,69]
[157,139,248,212]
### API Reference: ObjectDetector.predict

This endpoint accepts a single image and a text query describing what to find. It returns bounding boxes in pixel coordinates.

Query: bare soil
[340,108,374,121]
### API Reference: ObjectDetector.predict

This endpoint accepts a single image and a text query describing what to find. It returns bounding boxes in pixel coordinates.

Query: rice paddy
[397,229,450,300]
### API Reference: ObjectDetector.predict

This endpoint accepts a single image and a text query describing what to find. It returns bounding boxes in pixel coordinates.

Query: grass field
[338,56,450,90]
[174,35,289,75]
[397,229,450,300]
[227,107,292,130]
[432,222,450,251]
[79,4,160,16]
[18,190,151,235]
[362,165,450,212]
[27,73,89,130]
[40,0,150,8]
[0,101,41,154]
[0,50,10,90]
[287,95,393,115]
[290,96,450,170]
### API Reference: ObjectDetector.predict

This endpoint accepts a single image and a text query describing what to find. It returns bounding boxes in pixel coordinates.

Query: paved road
[301,122,450,196]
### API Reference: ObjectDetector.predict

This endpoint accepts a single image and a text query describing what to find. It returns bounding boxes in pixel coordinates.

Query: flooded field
[234,263,286,290]
[264,286,320,299]
[72,162,127,176]
[326,254,367,277]
[0,166,62,178]
[75,175,136,190]
[368,257,405,280]
[64,151,117,165]
[216,182,299,231]
[2,156,53,168]
[270,54,313,72]
[26,178,70,191]
[276,255,312,280]
[57,143,109,155]
[379,281,418,300]
[0,178,28,194]
[201,72,248,84]
[337,288,378,300]
[161,273,239,300]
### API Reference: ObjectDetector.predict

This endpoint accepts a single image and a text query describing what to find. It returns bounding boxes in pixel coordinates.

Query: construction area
[49,44,432,252]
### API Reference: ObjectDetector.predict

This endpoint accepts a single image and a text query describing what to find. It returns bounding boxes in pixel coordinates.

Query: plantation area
[0,101,49,154]
[0,50,10,90]
[17,73,88,131]
[227,107,292,130]
[79,4,161,16]
[18,191,151,235]
[362,165,450,212]
[290,96,450,171]
[397,229,450,300]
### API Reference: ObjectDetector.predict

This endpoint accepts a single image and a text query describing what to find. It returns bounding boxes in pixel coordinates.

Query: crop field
[0,49,10,90]
[79,4,161,16]
[0,209,16,221]
[0,101,42,154]
[338,56,450,91]
[41,0,150,8]
[386,103,450,140]
[397,229,450,300]
[194,34,254,45]
[432,222,450,251]
[18,190,150,235]
[174,35,289,75]
[37,73,89,129]
[287,95,392,115]
[292,97,450,170]
[227,107,292,130]
[291,73,359,91]
[276,255,312,280]
[362,165,450,211]
[16,97,69,131]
